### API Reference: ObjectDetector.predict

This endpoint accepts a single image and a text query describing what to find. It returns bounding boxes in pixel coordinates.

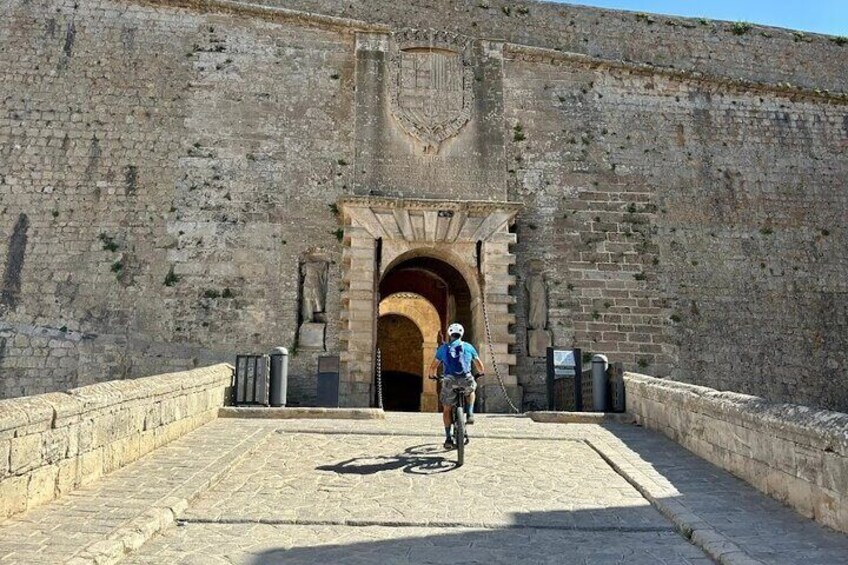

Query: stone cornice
[339,196,521,242]
[139,0,389,34]
[339,196,522,214]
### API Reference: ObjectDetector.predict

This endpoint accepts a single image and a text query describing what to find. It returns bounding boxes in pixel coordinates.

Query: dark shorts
[440,373,476,406]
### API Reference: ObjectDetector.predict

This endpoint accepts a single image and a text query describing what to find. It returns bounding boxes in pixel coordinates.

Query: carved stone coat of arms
[389,30,473,153]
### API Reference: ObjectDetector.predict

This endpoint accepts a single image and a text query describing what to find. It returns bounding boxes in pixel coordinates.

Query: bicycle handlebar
[428,373,485,380]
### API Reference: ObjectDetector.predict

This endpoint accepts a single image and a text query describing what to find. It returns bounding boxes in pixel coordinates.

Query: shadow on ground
[237,508,698,565]
[316,444,457,475]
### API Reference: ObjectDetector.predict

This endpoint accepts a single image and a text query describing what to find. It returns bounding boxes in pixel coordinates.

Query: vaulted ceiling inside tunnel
[380,256,474,343]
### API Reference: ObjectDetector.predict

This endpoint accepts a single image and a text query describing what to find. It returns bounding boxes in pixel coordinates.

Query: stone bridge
[0,365,846,564]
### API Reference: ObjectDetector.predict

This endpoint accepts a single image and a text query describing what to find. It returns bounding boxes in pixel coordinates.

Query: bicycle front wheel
[454,404,465,467]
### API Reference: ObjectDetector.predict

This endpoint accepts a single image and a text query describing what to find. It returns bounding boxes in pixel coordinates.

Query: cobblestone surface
[127,414,848,564]
[2,414,847,564]
[0,419,275,564]
[159,433,667,530]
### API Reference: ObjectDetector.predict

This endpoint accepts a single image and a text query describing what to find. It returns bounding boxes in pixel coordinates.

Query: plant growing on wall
[731,21,752,35]
[99,233,119,252]
[164,267,180,287]
[513,123,526,142]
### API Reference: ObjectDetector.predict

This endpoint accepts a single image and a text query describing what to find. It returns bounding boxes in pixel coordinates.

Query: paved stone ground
[2,413,847,564]
[126,414,848,565]
[0,420,276,564]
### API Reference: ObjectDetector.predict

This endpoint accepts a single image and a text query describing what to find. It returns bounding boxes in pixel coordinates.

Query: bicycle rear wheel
[454,404,465,467]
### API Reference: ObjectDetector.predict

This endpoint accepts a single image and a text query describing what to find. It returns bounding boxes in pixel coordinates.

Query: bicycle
[429,373,483,467]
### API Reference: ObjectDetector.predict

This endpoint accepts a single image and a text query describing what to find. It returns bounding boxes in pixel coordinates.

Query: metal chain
[376,347,384,410]
[480,285,521,414]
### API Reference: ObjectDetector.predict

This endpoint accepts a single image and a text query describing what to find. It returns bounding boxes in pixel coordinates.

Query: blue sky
[554,1,847,36]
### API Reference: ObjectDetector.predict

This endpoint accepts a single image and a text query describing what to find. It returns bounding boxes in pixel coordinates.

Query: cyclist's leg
[464,374,477,423]
[441,377,456,447]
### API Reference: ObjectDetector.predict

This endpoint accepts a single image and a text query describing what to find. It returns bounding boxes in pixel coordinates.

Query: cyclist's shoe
[443,438,456,450]
[466,413,475,425]
[463,434,470,445]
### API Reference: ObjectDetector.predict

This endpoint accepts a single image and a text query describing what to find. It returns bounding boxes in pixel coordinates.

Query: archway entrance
[376,314,423,411]
[338,196,522,411]
[378,257,474,412]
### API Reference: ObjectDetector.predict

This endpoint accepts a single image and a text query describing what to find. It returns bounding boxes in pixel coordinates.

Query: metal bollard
[591,354,609,412]
[611,362,626,413]
[269,347,288,407]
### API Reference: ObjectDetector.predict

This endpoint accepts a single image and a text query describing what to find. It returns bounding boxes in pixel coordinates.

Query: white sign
[552,349,576,379]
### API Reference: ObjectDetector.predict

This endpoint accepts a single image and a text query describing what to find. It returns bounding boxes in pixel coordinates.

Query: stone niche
[298,253,329,351]
[525,268,551,358]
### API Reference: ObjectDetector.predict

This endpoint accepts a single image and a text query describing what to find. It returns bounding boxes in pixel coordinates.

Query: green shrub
[731,21,752,35]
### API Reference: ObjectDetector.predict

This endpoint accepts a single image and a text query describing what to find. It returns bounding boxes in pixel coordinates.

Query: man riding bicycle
[427,323,485,450]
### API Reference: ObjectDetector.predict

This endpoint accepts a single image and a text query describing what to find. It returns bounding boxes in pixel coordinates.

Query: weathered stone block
[0,475,28,518]
[76,418,96,453]
[56,457,80,495]
[299,322,326,350]
[139,430,156,457]
[527,329,551,358]
[784,475,814,518]
[103,435,141,474]
[42,427,70,465]
[794,444,823,483]
[0,403,28,440]
[0,439,10,479]
[10,433,43,475]
[820,452,847,494]
[78,448,104,486]
[838,495,848,533]
[27,463,58,509]
[812,487,840,531]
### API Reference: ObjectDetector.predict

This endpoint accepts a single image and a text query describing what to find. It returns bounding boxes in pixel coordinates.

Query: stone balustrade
[625,372,848,534]
[0,364,232,520]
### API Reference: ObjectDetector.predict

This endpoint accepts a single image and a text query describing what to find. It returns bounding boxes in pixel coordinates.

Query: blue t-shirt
[436,340,479,376]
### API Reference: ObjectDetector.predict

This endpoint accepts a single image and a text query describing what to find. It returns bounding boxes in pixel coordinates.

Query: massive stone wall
[503,48,848,411]
[0,0,354,402]
[1,0,846,412]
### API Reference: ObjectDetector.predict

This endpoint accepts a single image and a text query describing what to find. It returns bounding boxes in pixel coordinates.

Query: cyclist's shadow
[316,444,458,475]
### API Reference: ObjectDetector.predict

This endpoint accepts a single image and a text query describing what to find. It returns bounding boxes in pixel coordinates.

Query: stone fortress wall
[1,0,846,411]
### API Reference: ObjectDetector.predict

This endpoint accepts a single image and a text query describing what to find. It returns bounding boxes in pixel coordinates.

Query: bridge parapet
[625,373,848,534]
[0,364,232,521]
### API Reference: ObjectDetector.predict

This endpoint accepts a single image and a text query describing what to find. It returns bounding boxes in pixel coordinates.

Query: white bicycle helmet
[447,323,464,340]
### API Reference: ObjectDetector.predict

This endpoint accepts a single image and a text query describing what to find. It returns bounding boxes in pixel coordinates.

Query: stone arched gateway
[338,196,522,412]
[378,292,442,411]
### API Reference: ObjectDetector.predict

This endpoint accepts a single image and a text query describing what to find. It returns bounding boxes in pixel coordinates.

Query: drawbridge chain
[376,348,384,410]
[480,285,521,414]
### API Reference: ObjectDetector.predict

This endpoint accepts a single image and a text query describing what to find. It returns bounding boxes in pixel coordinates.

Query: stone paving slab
[168,431,669,531]
[0,419,277,565]
[127,420,704,564]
